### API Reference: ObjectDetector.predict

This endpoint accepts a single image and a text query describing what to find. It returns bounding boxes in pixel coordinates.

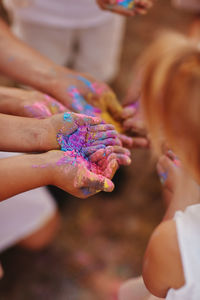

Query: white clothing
[166,204,200,300]
[11,16,125,81]
[172,0,200,12]
[0,152,56,252]
[3,0,125,81]
[3,0,113,29]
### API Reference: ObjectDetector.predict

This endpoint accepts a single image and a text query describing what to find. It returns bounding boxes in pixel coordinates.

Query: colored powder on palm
[68,86,101,116]
[57,116,104,174]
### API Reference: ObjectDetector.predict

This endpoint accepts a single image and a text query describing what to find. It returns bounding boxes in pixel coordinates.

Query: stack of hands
[0,66,149,200]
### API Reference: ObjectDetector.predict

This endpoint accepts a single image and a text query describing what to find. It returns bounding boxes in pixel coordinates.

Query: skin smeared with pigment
[24,94,66,119]
[31,112,131,197]
[68,86,101,117]
[55,113,130,195]
[67,76,124,133]
[158,151,182,185]
[115,0,135,8]
[106,0,135,10]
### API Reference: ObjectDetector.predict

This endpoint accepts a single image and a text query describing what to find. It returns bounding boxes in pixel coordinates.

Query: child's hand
[120,101,149,148]
[43,112,122,151]
[39,150,115,198]
[96,0,155,17]
[43,144,131,198]
[122,101,146,135]
[0,87,66,118]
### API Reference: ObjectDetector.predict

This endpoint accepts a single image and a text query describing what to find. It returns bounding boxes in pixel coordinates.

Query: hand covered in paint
[43,150,115,198]
[45,112,122,151]
[44,145,131,198]
[120,100,149,148]
[50,71,124,120]
[89,145,131,179]
[96,0,155,17]
[0,87,66,118]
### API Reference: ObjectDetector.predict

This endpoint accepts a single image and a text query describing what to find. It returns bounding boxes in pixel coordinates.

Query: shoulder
[142,220,185,298]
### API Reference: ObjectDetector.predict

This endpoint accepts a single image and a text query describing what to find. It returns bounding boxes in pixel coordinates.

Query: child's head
[140,32,200,181]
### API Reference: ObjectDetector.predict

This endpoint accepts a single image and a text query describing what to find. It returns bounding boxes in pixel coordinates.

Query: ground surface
[0,1,194,299]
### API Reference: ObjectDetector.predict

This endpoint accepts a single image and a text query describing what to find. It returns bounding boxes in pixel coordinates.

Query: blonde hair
[140,32,200,177]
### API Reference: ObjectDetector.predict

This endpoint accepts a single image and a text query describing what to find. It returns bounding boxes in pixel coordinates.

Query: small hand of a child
[89,145,131,178]
[96,0,155,17]
[121,102,149,148]
[43,150,115,198]
[44,112,122,151]
[43,143,131,198]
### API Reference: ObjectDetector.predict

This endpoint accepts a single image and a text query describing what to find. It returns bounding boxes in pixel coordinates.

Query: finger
[89,124,115,132]
[123,118,146,135]
[98,151,131,167]
[118,134,134,148]
[97,152,118,169]
[110,145,131,156]
[103,92,123,119]
[87,130,118,142]
[83,144,106,156]
[122,106,137,119]
[73,113,102,126]
[156,155,172,186]
[132,137,149,148]
[166,150,181,168]
[89,145,130,163]
[83,172,115,192]
[103,158,119,179]
[89,146,113,163]
[92,137,122,146]
[115,154,132,166]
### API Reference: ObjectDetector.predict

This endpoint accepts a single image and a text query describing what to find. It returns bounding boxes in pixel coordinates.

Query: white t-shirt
[3,0,114,28]
[166,204,200,300]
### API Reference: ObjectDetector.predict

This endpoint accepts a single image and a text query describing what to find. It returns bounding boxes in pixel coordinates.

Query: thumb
[105,92,123,120]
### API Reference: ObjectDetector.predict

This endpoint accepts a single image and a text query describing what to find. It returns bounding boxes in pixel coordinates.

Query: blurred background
[0,1,194,299]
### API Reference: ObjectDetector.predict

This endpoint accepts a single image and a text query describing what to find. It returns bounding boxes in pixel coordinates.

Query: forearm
[0,19,69,96]
[0,87,23,115]
[0,153,51,200]
[0,113,52,152]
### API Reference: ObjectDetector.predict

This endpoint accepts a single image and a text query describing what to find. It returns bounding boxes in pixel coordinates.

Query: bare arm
[0,113,49,152]
[0,19,123,120]
[0,153,50,200]
[142,220,185,298]
[0,86,66,118]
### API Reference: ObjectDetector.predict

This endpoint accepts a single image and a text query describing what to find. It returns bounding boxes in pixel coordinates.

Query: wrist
[39,118,60,152]
[27,152,53,186]
[0,87,19,114]
[45,66,74,102]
